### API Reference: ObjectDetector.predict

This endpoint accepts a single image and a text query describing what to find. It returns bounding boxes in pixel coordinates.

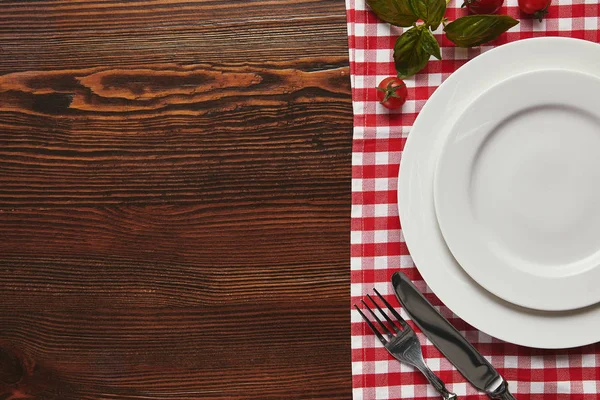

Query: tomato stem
[377,81,406,103]
[533,6,549,22]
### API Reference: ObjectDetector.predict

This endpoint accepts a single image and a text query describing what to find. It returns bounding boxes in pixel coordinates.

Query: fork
[355,289,458,400]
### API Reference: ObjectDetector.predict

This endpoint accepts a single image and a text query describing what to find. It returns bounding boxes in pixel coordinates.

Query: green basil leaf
[394,27,431,78]
[366,0,418,27]
[421,29,442,60]
[444,15,519,48]
[408,0,446,30]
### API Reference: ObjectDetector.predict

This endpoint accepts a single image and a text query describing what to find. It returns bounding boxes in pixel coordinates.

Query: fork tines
[355,289,458,400]
[354,288,409,344]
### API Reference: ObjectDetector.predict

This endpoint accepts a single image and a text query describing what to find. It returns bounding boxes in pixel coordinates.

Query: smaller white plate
[434,69,600,312]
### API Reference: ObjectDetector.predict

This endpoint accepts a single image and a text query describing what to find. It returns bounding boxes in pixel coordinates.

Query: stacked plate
[398,37,600,349]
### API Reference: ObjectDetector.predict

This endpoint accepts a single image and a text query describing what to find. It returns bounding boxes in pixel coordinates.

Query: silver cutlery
[355,289,458,400]
[392,271,517,400]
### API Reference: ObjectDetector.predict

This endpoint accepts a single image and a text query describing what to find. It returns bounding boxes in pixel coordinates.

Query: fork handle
[416,364,458,400]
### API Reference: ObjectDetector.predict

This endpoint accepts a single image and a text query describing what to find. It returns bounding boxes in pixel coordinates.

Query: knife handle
[488,379,517,400]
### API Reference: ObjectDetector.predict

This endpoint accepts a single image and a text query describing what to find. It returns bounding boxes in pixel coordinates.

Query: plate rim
[433,68,600,312]
[398,36,600,349]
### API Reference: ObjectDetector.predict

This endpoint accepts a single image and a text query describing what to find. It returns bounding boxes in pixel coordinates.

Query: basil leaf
[408,0,446,30]
[366,0,418,27]
[421,29,442,60]
[444,15,519,48]
[394,27,431,78]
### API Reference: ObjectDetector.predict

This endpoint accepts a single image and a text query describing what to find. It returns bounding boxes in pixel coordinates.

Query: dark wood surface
[0,1,353,398]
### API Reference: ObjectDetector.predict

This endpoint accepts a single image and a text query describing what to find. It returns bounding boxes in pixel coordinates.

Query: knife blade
[392,271,517,400]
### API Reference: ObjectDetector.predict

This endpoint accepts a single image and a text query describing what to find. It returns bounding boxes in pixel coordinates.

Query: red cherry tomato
[376,77,408,110]
[462,0,504,14]
[518,0,551,21]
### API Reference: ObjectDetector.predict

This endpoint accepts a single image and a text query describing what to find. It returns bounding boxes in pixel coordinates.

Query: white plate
[398,37,600,349]
[434,69,600,312]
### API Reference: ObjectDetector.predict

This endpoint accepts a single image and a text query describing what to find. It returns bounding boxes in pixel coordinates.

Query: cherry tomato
[376,77,408,109]
[518,0,551,21]
[462,0,504,14]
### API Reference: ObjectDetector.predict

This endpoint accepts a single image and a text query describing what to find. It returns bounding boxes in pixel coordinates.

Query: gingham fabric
[347,1,600,399]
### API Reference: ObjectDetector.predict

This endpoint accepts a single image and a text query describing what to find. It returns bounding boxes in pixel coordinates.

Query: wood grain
[0,0,353,398]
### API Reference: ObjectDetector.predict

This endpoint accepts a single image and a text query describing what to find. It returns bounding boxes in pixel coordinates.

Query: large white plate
[398,37,600,349]
[434,69,600,312]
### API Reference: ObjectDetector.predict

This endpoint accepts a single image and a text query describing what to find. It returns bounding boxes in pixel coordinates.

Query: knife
[392,271,517,400]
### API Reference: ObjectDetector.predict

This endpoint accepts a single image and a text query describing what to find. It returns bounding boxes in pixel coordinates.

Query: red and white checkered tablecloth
[346,0,600,398]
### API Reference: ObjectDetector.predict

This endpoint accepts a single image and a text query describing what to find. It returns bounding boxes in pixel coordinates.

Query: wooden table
[0,1,352,398]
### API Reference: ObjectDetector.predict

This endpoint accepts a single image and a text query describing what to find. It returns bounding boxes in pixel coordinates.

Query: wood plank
[0,0,350,71]
[0,0,353,398]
